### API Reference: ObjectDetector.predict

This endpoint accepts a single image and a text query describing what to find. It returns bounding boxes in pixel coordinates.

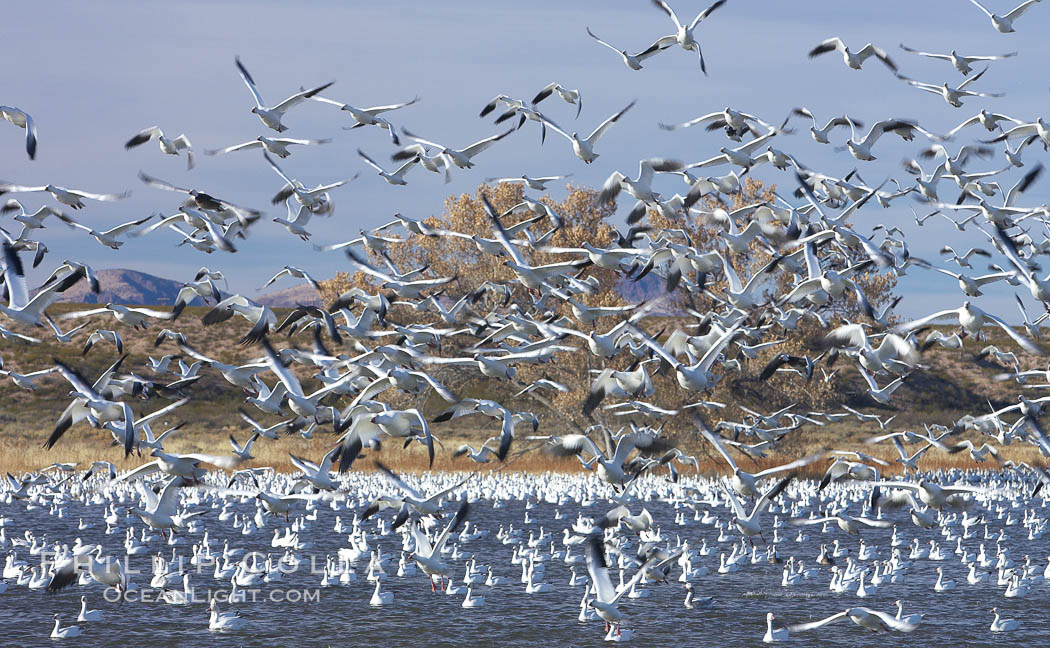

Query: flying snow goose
[540,101,635,163]
[0,182,128,209]
[234,56,333,132]
[585,27,666,71]
[808,37,897,71]
[125,126,194,169]
[408,499,470,590]
[899,43,1016,74]
[788,607,920,634]
[358,148,419,185]
[394,127,513,169]
[206,136,330,158]
[898,66,1003,108]
[311,94,418,144]
[531,82,582,118]
[0,106,37,159]
[647,0,727,74]
[968,0,1042,32]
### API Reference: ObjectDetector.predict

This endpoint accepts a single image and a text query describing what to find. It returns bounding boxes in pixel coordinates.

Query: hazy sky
[4,0,1049,319]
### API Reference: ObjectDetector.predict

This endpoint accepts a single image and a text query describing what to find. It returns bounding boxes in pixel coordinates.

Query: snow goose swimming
[77,595,102,622]
[647,0,727,74]
[50,615,82,639]
[763,613,789,643]
[0,106,37,159]
[125,126,194,169]
[808,37,897,71]
[370,578,394,606]
[968,0,1043,32]
[990,607,1021,632]
[899,43,1017,75]
[209,599,246,631]
[234,56,333,132]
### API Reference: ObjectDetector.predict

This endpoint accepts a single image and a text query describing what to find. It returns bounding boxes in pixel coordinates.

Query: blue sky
[3,0,1048,319]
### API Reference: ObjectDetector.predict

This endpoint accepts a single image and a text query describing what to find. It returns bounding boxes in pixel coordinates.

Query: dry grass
[0,303,1041,477]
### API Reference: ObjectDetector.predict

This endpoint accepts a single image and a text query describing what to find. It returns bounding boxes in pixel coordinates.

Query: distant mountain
[255,283,322,308]
[50,268,323,308]
[53,268,196,306]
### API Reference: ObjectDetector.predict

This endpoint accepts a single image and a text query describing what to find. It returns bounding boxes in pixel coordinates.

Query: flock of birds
[4,0,1050,643]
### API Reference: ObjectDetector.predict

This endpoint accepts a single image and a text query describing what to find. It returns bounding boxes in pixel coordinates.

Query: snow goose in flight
[228,431,260,462]
[66,215,152,249]
[394,127,513,169]
[0,106,37,159]
[310,94,417,144]
[262,265,321,292]
[0,199,74,230]
[698,419,819,496]
[585,27,666,71]
[843,118,929,161]
[81,328,123,355]
[897,66,1003,108]
[541,430,652,486]
[791,108,858,144]
[484,174,572,191]
[945,109,1024,137]
[899,43,1016,75]
[872,478,986,509]
[598,157,684,206]
[369,461,470,516]
[357,148,418,186]
[117,449,240,484]
[206,135,330,158]
[808,37,897,71]
[234,56,333,132]
[125,126,194,169]
[60,302,174,328]
[583,535,649,635]
[896,300,1043,354]
[531,82,582,118]
[201,294,276,345]
[0,246,84,326]
[720,475,793,542]
[788,511,892,536]
[648,0,727,74]
[789,607,920,634]
[659,106,780,141]
[985,118,1050,148]
[968,0,1043,32]
[259,338,349,419]
[408,500,470,590]
[137,171,261,224]
[264,154,356,218]
[0,182,128,209]
[0,367,55,390]
[540,100,635,163]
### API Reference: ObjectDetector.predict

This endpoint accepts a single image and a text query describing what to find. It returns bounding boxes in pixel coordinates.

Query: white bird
[125,126,194,169]
[50,615,82,639]
[209,599,246,631]
[898,66,1003,108]
[647,0,728,74]
[585,27,666,71]
[396,127,513,169]
[968,0,1042,32]
[0,182,128,209]
[808,37,897,71]
[541,101,635,163]
[789,607,920,634]
[358,148,418,186]
[899,43,1017,75]
[234,56,333,132]
[77,596,102,622]
[0,106,37,159]
[206,136,330,158]
[311,94,418,144]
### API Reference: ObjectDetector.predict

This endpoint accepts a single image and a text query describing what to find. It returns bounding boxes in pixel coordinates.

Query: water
[0,472,1045,647]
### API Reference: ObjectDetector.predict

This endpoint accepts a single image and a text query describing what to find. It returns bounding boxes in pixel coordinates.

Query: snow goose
[77,595,102,622]
[584,535,648,635]
[206,135,329,158]
[990,607,1021,632]
[310,94,417,144]
[900,44,1016,75]
[934,566,957,591]
[0,182,128,209]
[720,476,792,543]
[895,300,1044,355]
[531,83,582,118]
[358,148,418,186]
[394,127,512,170]
[648,0,726,74]
[125,126,193,169]
[50,615,81,639]
[370,578,394,606]
[209,599,246,631]
[585,27,665,70]
[789,607,920,634]
[234,56,332,132]
[0,106,37,159]
[540,101,635,163]
[809,37,897,71]
[462,585,485,607]
[763,613,789,643]
[898,66,1003,108]
[409,500,469,590]
[968,0,1042,32]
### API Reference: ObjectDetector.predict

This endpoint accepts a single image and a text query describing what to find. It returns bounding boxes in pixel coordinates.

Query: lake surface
[0,470,1045,647]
